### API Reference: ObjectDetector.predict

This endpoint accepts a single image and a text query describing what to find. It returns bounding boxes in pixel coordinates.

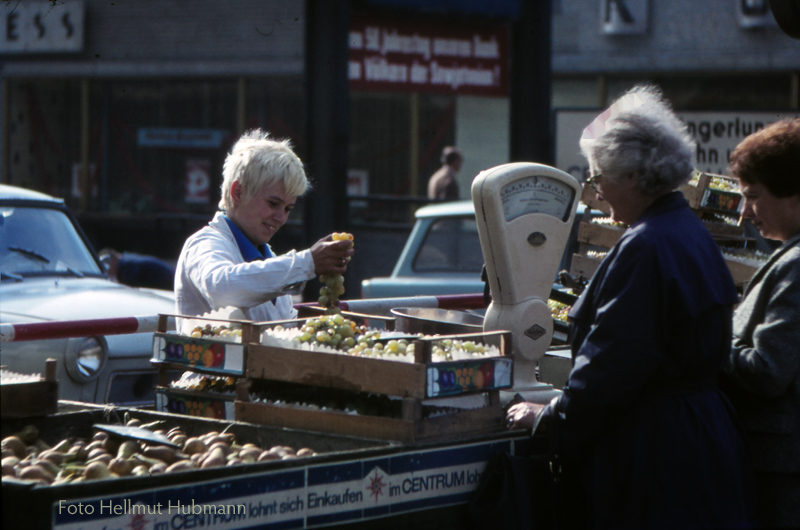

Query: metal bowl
[390,307,484,336]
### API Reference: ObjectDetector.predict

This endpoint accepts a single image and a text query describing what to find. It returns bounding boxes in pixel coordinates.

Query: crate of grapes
[235,315,514,442]
[154,373,237,420]
[576,218,626,250]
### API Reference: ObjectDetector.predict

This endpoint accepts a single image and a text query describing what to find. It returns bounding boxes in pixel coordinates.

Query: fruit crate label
[152,334,244,375]
[426,357,512,398]
[155,388,234,420]
[700,187,742,213]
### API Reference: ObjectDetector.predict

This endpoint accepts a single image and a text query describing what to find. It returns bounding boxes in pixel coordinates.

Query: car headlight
[64,336,107,382]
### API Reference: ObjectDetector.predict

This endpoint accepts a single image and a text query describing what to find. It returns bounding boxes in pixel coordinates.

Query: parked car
[361,200,594,300]
[0,184,175,405]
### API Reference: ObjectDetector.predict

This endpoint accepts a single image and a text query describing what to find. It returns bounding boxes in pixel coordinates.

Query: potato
[84,461,112,481]
[1,436,26,459]
[142,445,177,465]
[19,464,55,483]
[108,457,133,477]
[183,438,207,455]
[165,460,194,473]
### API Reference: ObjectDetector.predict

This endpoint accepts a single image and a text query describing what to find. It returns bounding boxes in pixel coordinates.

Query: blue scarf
[223,215,275,261]
[223,215,277,304]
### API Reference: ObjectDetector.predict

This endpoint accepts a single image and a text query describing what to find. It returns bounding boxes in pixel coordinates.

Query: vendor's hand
[506,402,545,431]
[310,235,355,275]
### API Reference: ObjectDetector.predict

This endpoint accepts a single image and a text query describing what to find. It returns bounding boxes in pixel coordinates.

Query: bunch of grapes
[592,217,627,228]
[189,324,242,340]
[423,339,488,362]
[710,176,739,192]
[318,232,354,314]
[294,314,366,350]
[547,299,571,322]
[347,336,413,358]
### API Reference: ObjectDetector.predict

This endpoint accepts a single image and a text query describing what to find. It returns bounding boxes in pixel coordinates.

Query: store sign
[349,16,509,96]
[185,159,211,204]
[51,439,522,530]
[1,0,84,54]
[138,128,225,149]
[555,110,800,182]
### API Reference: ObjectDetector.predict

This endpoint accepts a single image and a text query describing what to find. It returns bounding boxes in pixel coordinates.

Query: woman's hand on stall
[310,235,355,275]
[506,401,545,430]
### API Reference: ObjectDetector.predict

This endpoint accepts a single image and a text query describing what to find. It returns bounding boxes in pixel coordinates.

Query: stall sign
[52,438,523,530]
[555,110,800,182]
[185,159,211,204]
[349,16,509,97]
[1,0,84,54]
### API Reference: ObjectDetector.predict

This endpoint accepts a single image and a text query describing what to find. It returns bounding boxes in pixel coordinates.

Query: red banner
[349,16,509,97]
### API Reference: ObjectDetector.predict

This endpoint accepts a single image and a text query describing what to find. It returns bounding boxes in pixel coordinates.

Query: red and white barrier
[0,315,171,343]
[1,294,487,342]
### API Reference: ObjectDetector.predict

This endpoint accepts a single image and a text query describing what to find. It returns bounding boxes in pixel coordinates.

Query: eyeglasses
[586,172,602,190]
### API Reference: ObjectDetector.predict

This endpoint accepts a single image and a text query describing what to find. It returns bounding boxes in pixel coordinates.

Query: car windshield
[413,216,484,273]
[0,206,102,277]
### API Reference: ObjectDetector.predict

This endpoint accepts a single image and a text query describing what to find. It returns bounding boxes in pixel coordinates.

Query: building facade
[2,0,799,263]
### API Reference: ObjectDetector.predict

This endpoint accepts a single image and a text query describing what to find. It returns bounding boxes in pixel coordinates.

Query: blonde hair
[219,129,309,211]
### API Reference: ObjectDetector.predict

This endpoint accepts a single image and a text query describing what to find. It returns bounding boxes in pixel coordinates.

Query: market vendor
[721,118,800,530]
[505,85,754,529]
[175,129,354,324]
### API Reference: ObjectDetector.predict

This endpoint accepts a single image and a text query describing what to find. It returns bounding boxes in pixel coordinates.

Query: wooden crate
[702,219,745,238]
[154,386,235,420]
[235,398,504,444]
[681,172,743,215]
[245,330,514,400]
[580,183,610,215]
[725,257,760,285]
[576,220,625,249]
[0,360,58,419]
[239,330,513,443]
[569,253,603,279]
[679,172,710,209]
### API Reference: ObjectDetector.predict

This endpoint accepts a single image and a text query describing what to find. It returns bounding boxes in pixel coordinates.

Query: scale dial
[501,175,575,222]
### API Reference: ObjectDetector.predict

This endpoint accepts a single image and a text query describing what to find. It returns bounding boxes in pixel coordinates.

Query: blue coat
[544,192,754,530]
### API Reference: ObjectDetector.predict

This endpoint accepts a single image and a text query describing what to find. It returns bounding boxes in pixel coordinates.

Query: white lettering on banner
[429,61,496,90]
[364,56,409,83]
[381,29,432,60]
[349,17,508,96]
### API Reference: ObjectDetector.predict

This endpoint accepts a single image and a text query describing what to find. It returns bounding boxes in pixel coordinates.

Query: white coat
[175,212,315,324]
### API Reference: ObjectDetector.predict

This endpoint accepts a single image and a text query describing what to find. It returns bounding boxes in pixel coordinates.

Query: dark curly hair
[729,119,800,198]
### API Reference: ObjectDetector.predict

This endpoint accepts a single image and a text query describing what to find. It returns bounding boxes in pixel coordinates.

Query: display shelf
[151,314,513,442]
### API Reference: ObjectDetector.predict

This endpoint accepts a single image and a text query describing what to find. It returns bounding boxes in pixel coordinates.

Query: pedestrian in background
[722,118,800,530]
[427,146,463,201]
[100,248,175,291]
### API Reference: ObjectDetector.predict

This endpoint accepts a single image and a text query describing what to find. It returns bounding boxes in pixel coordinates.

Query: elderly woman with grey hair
[506,86,754,529]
